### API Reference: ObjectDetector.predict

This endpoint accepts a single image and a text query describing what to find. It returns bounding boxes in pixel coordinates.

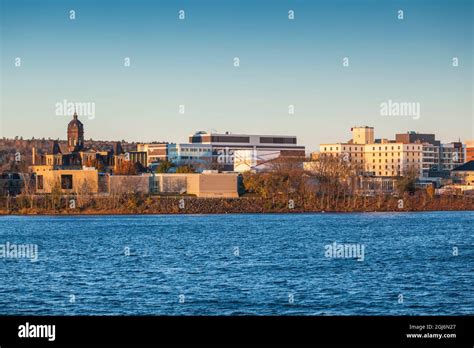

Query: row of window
[333,152,420,157]
[371,158,421,163]
[324,145,422,151]
[260,137,297,144]
[169,148,212,153]
[370,165,401,170]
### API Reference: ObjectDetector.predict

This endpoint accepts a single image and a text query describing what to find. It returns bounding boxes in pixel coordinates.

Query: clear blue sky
[1,0,472,151]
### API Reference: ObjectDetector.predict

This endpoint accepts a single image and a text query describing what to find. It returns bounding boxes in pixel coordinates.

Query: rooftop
[452,161,474,172]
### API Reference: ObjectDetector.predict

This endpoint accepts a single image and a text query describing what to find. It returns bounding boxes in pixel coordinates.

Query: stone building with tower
[30,113,137,173]
[28,113,146,193]
[67,112,85,152]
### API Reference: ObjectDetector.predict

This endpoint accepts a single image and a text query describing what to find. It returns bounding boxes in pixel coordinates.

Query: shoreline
[1,194,473,216]
[1,209,474,217]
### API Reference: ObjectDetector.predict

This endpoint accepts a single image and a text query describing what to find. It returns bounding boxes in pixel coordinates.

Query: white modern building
[189,131,306,170]
[167,143,213,168]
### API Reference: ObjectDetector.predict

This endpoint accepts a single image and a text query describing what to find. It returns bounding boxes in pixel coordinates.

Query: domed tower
[67,112,84,152]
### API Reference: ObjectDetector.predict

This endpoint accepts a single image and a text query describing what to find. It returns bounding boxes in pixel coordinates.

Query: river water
[0,212,472,315]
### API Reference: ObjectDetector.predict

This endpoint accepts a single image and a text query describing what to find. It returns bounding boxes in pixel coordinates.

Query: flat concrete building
[107,173,239,198]
[34,168,99,194]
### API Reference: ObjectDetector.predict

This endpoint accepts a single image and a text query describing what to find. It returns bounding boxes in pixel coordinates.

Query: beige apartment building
[319,126,422,177]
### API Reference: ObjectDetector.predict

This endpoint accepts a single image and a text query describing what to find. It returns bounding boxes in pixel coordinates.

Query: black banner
[0,316,472,346]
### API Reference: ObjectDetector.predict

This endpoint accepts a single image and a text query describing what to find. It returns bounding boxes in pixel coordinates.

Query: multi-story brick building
[465,140,474,162]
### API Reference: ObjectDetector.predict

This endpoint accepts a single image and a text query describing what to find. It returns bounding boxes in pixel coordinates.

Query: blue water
[0,212,472,315]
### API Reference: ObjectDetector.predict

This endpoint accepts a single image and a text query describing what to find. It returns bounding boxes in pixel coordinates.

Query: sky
[0,0,472,152]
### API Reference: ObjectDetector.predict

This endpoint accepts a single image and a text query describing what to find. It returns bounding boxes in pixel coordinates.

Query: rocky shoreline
[1,194,473,215]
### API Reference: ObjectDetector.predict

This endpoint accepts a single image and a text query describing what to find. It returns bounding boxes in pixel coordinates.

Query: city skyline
[1,0,473,152]
[0,1,473,342]
[0,111,469,150]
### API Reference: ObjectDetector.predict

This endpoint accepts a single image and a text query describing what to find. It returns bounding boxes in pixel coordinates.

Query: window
[37,175,44,190]
[211,136,250,143]
[61,175,73,190]
[260,137,296,144]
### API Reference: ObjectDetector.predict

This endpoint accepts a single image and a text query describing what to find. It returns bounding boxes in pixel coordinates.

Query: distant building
[233,149,305,172]
[396,131,441,176]
[188,131,305,170]
[67,113,84,152]
[34,168,99,194]
[319,127,423,177]
[395,131,440,146]
[318,127,469,178]
[351,126,374,144]
[396,132,466,176]
[356,176,397,194]
[30,113,139,174]
[439,142,465,171]
[126,151,148,169]
[465,140,474,162]
[420,143,440,176]
[136,143,168,166]
[109,173,240,198]
[0,173,25,196]
[136,143,213,170]
[139,131,305,171]
[167,143,213,169]
[451,160,474,186]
